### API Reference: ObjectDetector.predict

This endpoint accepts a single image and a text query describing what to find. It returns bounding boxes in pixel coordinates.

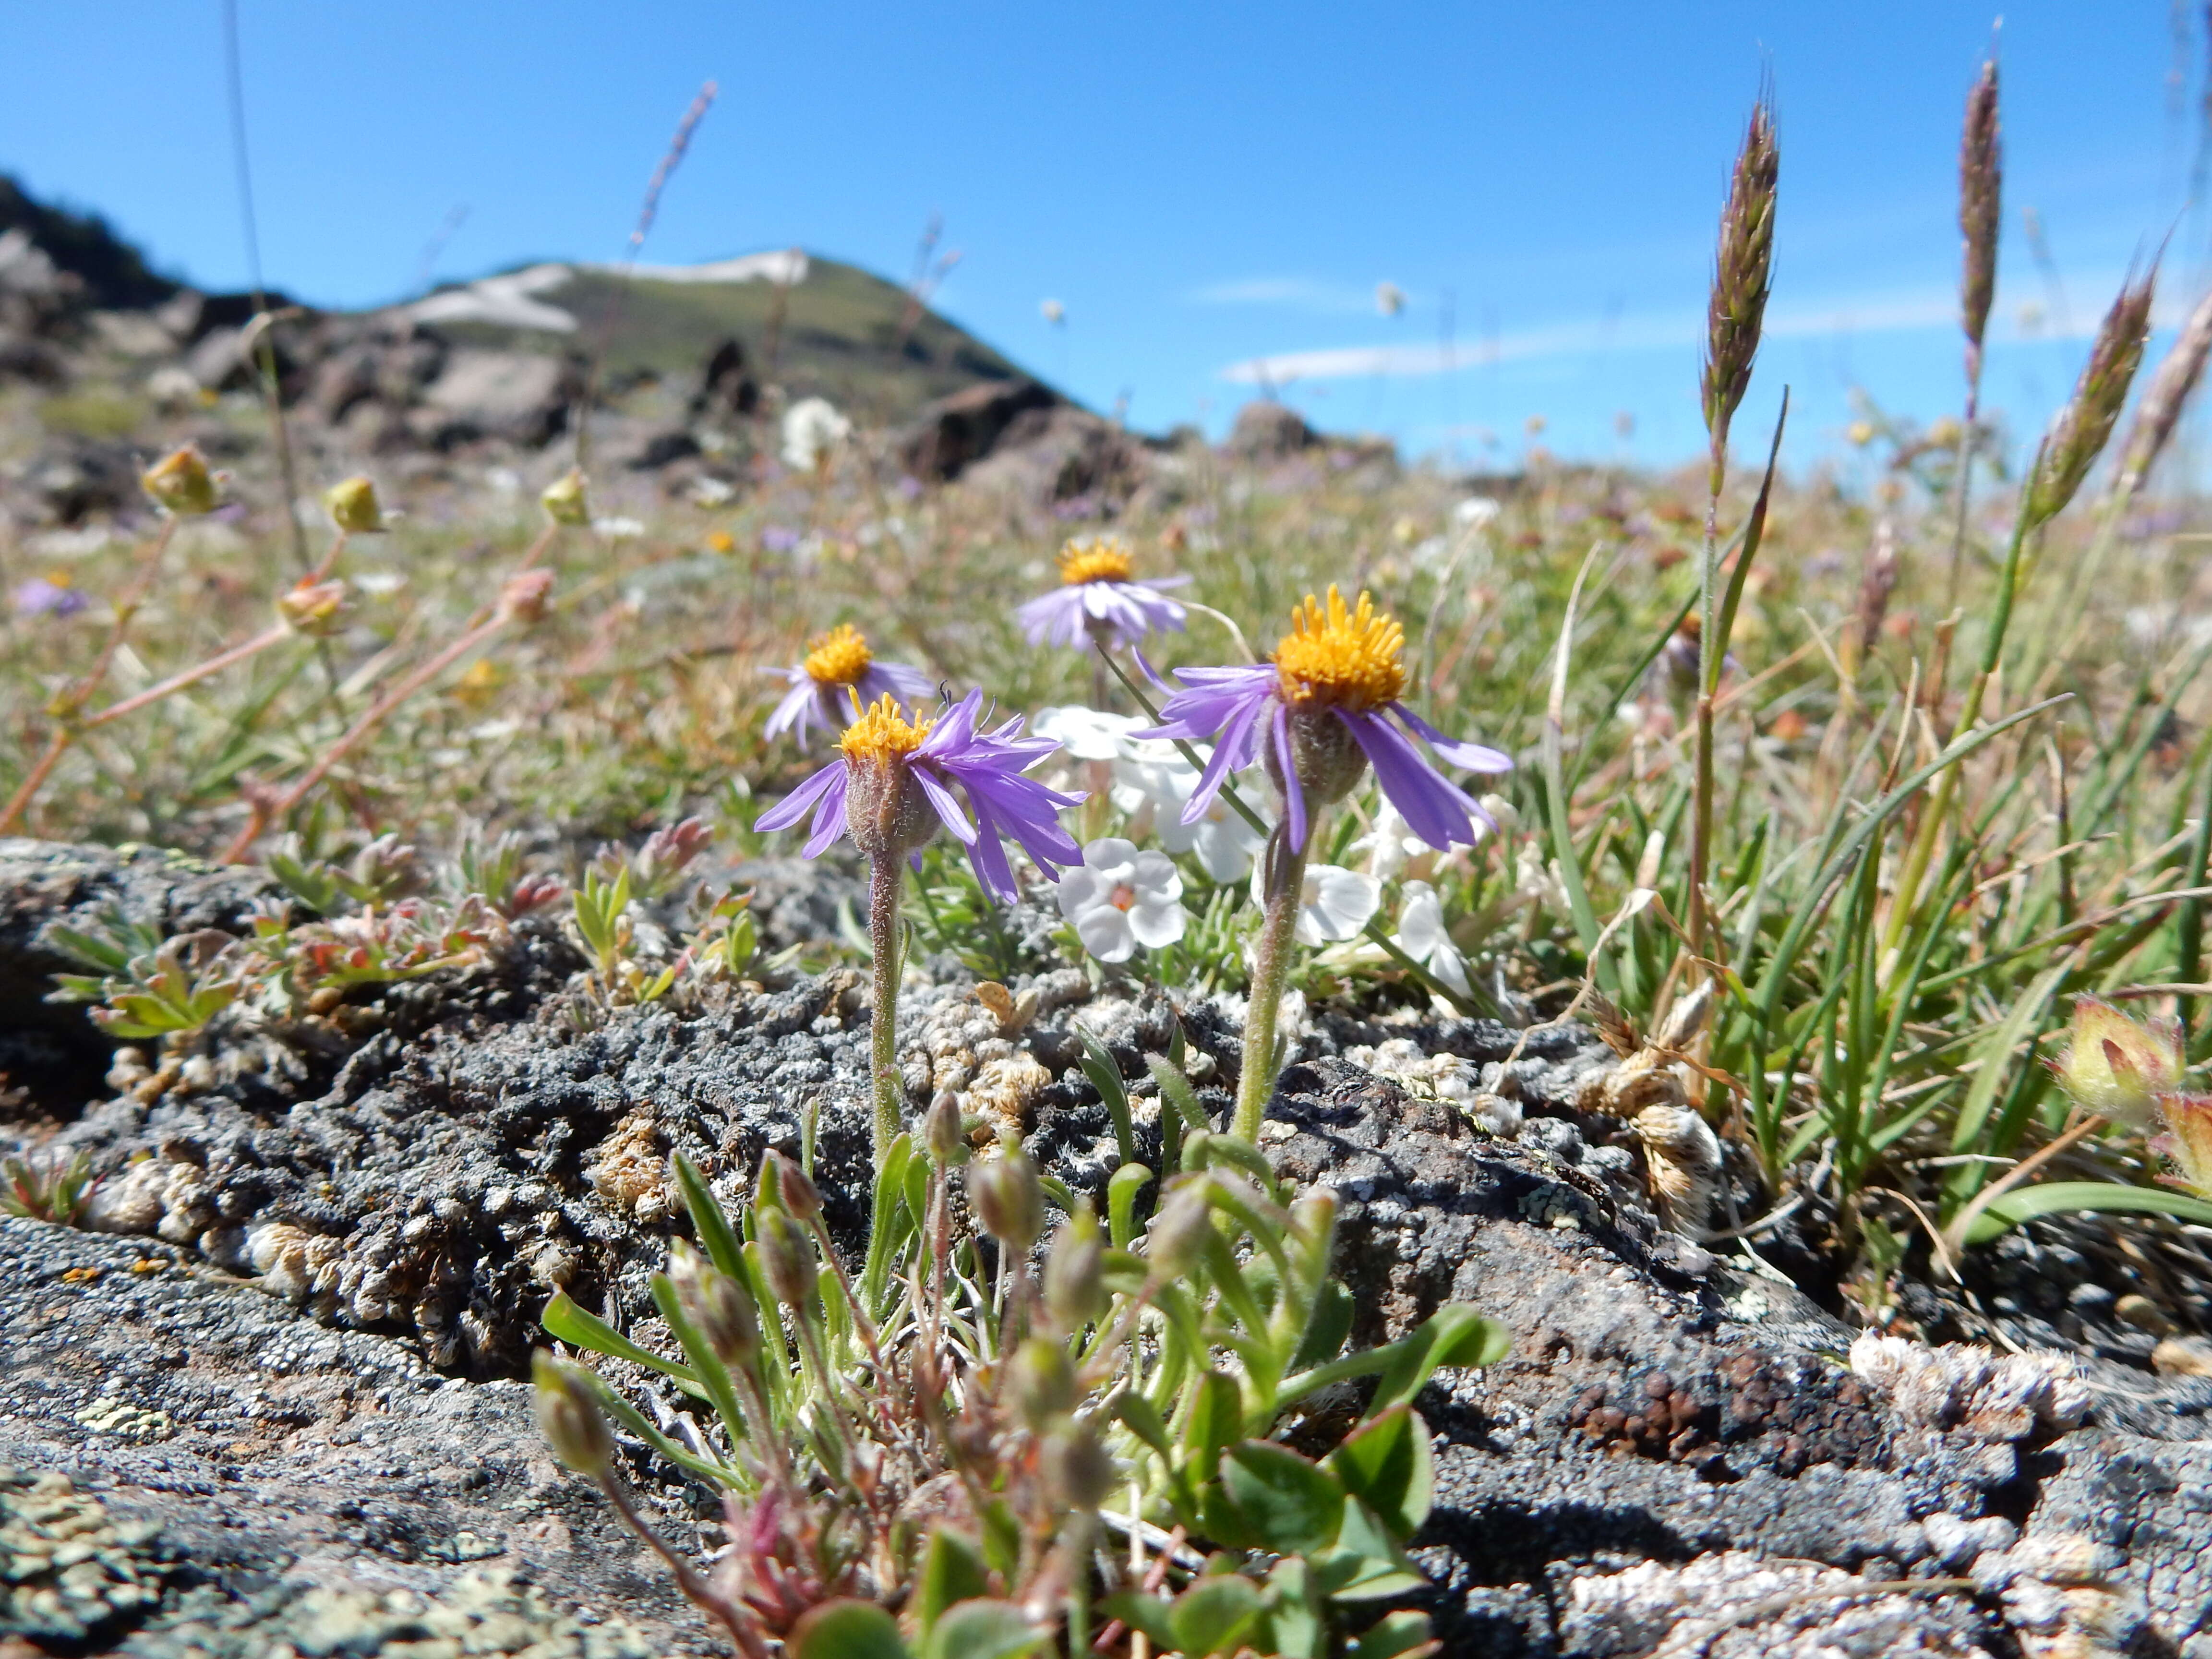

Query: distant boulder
[957,405,1148,513]
[688,337,758,421]
[898,378,1057,482]
[1226,399,1319,462]
[415,349,578,447]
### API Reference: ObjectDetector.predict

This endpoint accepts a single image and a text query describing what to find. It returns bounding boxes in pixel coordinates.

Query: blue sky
[0,2,2199,469]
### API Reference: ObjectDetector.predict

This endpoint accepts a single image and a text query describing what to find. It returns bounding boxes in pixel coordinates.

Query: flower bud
[1009,1336,1079,1429]
[2153,1092,2212,1197]
[756,1207,818,1308]
[541,468,591,527]
[324,475,385,534]
[1143,1179,1214,1280]
[142,445,219,517]
[969,1141,1044,1253]
[497,568,556,625]
[532,1353,613,1476]
[925,1091,966,1167]
[1040,1420,1116,1512]
[2050,997,2182,1128]
[1044,1205,1107,1331]
[668,1240,760,1371]
[276,577,349,637]
[771,1151,824,1223]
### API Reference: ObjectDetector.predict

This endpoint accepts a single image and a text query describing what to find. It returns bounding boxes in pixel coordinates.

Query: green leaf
[1184,1369,1242,1469]
[1116,1391,1173,1458]
[978,1497,1023,1585]
[1370,1306,1509,1414]
[1108,1163,1154,1250]
[1346,1610,1440,1659]
[539,1290,706,1397]
[918,1600,1046,1659]
[788,1599,910,1659]
[1221,1440,1345,1556]
[673,1154,747,1284]
[914,1527,990,1635]
[1101,1592,1177,1648]
[1078,1025,1135,1169]
[1292,1278,1353,1370]
[1169,1574,1264,1658]
[1313,1499,1429,1601]
[1965,1180,2212,1244]
[1262,1555,1326,1659]
[1327,1404,1434,1541]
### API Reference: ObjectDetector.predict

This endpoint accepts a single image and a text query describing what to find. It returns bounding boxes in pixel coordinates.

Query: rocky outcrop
[896,378,1057,482]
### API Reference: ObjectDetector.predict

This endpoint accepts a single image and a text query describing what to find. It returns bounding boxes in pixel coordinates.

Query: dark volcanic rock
[1226,398,1319,461]
[896,377,1057,482]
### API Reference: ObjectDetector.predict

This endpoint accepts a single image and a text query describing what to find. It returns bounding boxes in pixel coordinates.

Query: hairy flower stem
[593,1471,766,1659]
[1234,831,1310,1143]
[867,852,905,1164]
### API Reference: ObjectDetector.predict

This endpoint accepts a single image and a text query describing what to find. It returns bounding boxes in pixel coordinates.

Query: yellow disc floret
[839,694,932,765]
[802,623,875,686]
[1058,537,1136,586]
[1273,586,1407,713]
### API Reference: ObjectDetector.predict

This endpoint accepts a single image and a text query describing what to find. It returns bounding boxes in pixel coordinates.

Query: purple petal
[755,760,845,832]
[1391,705,1513,773]
[1180,690,1271,825]
[801,770,853,857]
[1342,710,1479,851]
[1272,704,1308,853]
[913,765,977,843]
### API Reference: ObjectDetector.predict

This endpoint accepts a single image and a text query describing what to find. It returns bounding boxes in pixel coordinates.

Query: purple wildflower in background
[1142,586,1510,854]
[760,526,802,554]
[1016,537,1189,651]
[755,688,1083,900]
[12,577,88,619]
[763,623,934,749]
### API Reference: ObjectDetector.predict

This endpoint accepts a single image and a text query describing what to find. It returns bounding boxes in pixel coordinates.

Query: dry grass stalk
[1700,95,1779,464]
[2114,284,2212,501]
[2027,270,2158,530]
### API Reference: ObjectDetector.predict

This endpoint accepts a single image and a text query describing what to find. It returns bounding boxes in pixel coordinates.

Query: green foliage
[2,1149,94,1224]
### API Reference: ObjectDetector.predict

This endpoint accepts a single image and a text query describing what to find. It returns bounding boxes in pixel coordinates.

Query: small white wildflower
[690,476,737,506]
[1514,842,1568,914]
[1479,792,1519,836]
[1262,863,1380,946]
[1057,838,1188,963]
[1454,495,1502,531]
[1350,799,1429,881]
[1033,706,1146,762]
[1393,880,1470,997]
[781,397,851,471]
[592,515,646,541]
[1113,741,1270,883]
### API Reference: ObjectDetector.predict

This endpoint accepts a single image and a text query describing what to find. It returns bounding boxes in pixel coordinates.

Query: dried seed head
[1700,96,1779,452]
[756,1207,818,1308]
[2153,1092,2212,1196]
[1039,1420,1117,1512]
[276,577,349,637]
[531,1353,613,1476]
[497,568,556,625]
[969,1140,1044,1253]
[2114,284,2212,502]
[324,475,385,534]
[540,468,590,527]
[2028,270,2157,530]
[1959,59,2002,363]
[1043,1204,1107,1331]
[142,445,219,517]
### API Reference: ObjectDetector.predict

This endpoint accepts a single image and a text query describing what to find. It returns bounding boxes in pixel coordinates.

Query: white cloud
[1187,276,1381,313]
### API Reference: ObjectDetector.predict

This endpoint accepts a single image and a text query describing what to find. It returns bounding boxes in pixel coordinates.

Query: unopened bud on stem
[668,1240,761,1370]
[532,1353,613,1476]
[142,445,219,517]
[541,468,590,527]
[925,1091,966,1167]
[756,1207,817,1308]
[1009,1336,1079,1429]
[325,475,385,534]
[770,1151,824,1223]
[1044,1204,1107,1330]
[1040,1420,1116,1512]
[969,1139,1043,1253]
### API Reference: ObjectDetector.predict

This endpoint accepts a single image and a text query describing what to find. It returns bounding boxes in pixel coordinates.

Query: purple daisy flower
[1015,537,1190,651]
[755,688,1083,900]
[12,576,89,619]
[763,623,936,749]
[1142,586,1510,854]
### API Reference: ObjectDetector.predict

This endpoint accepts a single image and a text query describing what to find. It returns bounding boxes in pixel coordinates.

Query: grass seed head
[2115,284,2212,501]
[1700,95,1779,452]
[1959,58,2002,362]
[2028,269,2157,529]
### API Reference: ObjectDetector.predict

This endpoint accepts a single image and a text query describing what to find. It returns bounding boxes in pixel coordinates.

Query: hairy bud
[1044,1204,1107,1330]
[2028,271,2156,530]
[925,1091,966,1167]
[2050,996,2181,1128]
[969,1141,1044,1253]
[1701,96,1779,452]
[540,468,591,527]
[1143,1178,1214,1280]
[142,445,219,517]
[497,568,556,625]
[1040,1420,1116,1512]
[324,475,385,534]
[771,1151,824,1223]
[2153,1092,2212,1197]
[668,1240,761,1371]
[756,1207,818,1308]
[276,577,349,637]
[1009,1336,1079,1429]
[532,1353,613,1476]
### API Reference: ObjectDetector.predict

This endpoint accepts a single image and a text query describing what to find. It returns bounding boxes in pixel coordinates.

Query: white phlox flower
[1033,706,1148,762]
[1515,842,1569,914]
[1257,862,1381,946]
[781,397,852,471]
[1350,799,1434,882]
[1393,879,1470,998]
[1057,837,1189,963]
[1113,741,1270,883]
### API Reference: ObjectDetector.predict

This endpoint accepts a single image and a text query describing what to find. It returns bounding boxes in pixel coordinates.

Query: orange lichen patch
[1058,538,1136,586]
[839,693,932,765]
[802,623,874,686]
[1274,586,1407,713]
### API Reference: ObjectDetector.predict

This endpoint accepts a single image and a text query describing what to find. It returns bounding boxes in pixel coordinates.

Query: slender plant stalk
[1234,830,1310,1143]
[866,851,905,1163]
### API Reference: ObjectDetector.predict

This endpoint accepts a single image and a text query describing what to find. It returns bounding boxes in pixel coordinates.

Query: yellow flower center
[1273,586,1406,712]
[1058,538,1136,586]
[839,694,932,766]
[802,623,874,686]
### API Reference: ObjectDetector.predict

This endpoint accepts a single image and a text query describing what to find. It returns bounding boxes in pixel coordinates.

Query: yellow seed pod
[324,475,385,534]
[141,446,219,517]
[540,468,590,527]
